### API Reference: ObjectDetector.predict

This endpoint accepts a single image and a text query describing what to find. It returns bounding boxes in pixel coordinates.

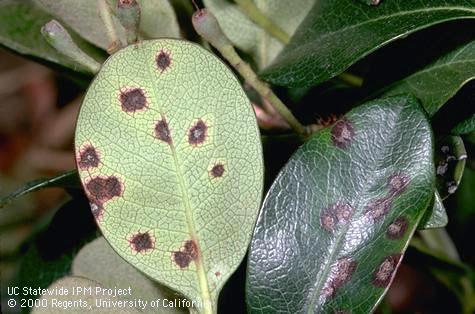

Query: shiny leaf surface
[247,96,434,313]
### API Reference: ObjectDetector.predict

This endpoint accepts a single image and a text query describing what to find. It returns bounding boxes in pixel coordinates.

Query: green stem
[98,0,122,53]
[234,0,290,44]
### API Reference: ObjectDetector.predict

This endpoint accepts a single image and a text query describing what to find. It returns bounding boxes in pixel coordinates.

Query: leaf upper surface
[75,39,263,312]
[261,0,475,87]
[246,96,434,313]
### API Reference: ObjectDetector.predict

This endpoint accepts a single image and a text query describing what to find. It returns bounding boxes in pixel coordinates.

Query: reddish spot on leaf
[78,145,100,169]
[188,119,208,146]
[173,240,199,268]
[331,118,355,149]
[155,117,172,144]
[215,271,221,277]
[120,88,147,113]
[156,49,171,72]
[90,202,104,221]
[320,210,337,232]
[373,254,402,288]
[386,216,409,239]
[210,163,225,178]
[321,202,354,232]
[129,231,155,253]
[365,196,393,221]
[322,257,357,299]
[118,0,135,6]
[85,176,123,203]
[388,173,410,196]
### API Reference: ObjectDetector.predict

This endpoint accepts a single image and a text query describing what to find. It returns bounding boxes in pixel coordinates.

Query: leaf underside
[75,39,263,311]
[247,96,434,313]
[261,0,475,87]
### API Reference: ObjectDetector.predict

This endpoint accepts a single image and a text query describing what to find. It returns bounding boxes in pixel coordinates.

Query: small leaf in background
[452,115,475,135]
[0,170,80,209]
[261,0,475,87]
[75,39,263,312]
[419,191,448,229]
[435,136,467,200]
[203,0,315,68]
[247,96,434,313]
[35,0,181,50]
[0,0,105,74]
[72,237,187,313]
[384,40,475,116]
[32,276,141,314]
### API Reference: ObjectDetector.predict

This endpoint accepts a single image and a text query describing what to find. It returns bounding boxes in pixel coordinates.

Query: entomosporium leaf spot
[129,232,154,253]
[386,216,408,239]
[155,117,172,144]
[372,254,402,287]
[86,176,122,203]
[120,88,147,112]
[210,163,225,178]
[320,202,354,232]
[321,257,357,299]
[78,145,100,169]
[188,119,208,146]
[388,173,410,196]
[331,118,355,149]
[156,50,171,72]
[90,202,104,220]
[173,240,198,268]
[365,197,393,221]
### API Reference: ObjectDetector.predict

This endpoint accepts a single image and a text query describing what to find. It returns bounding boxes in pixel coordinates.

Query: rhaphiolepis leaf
[435,136,467,200]
[247,96,434,313]
[384,40,475,116]
[75,39,263,313]
[261,0,475,87]
[452,115,475,135]
[0,0,104,74]
[203,0,315,68]
[35,0,180,50]
[419,191,448,229]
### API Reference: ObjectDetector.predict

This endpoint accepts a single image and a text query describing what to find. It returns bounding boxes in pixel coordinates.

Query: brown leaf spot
[365,197,393,221]
[321,202,354,232]
[78,145,100,169]
[373,254,402,287]
[85,176,122,203]
[173,240,199,268]
[331,118,355,149]
[129,232,154,253]
[386,216,409,240]
[388,173,410,196]
[210,163,225,178]
[90,202,104,221]
[155,117,172,144]
[156,50,171,72]
[215,271,221,277]
[320,210,337,232]
[188,119,208,146]
[322,257,357,299]
[120,88,147,112]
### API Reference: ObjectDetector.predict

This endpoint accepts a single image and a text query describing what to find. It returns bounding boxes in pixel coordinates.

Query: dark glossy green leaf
[0,170,80,209]
[261,0,475,88]
[0,0,105,74]
[419,191,448,229]
[247,96,434,313]
[357,0,381,5]
[452,114,475,135]
[384,40,475,116]
[435,136,467,200]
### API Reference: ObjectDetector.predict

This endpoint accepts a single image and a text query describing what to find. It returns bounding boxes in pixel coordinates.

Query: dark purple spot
[372,254,402,288]
[188,119,208,146]
[388,173,410,196]
[156,50,171,72]
[322,257,357,299]
[215,271,221,277]
[78,145,100,169]
[331,118,355,149]
[210,164,225,178]
[155,117,172,144]
[321,202,354,232]
[86,176,122,203]
[173,240,199,268]
[386,216,408,239]
[118,0,135,7]
[365,196,393,221]
[129,232,154,253]
[90,202,104,221]
[120,88,147,112]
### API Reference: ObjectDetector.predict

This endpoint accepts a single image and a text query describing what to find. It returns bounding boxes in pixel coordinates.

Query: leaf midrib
[143,47,212,310]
